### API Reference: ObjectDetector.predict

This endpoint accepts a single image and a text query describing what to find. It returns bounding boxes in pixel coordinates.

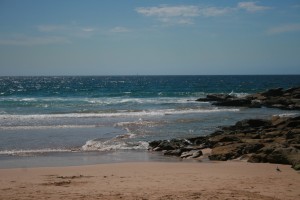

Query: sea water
[0,75,299,168]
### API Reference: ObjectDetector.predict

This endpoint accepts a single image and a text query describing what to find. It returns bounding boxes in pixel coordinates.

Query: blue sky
[0,0,300,75]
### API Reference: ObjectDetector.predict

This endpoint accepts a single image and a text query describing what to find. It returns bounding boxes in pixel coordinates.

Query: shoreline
[0,161,299,200]
[149,115,300,170]
[0,150,190,169]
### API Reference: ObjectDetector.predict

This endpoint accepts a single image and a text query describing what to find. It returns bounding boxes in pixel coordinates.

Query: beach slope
[0,162,299,200]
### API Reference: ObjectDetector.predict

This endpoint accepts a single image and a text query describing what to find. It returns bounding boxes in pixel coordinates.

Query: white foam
[114,120,164,129]
[0,148,73,156]
[228,91,249,98]
[81,139,149,152]
[275,113,299,117]
[0,108,239,121]
[0,125,99,131]
[86,97,197,105]
[0,96,199,105]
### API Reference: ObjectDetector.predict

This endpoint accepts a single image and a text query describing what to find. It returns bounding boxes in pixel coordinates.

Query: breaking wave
[0,108,240,120]
[0,148,74,156]
[81,138,149,152]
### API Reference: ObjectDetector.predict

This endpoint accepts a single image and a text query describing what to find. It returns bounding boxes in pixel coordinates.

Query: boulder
[209,135,242,147]
[148,115,300,170]
[209,143,264,161]
[285,87,299,94]
[235,119,272,128]
[196,87,300,110]
[213,98,251,107]
[163,149,184,156]
[156,140,176,151]
[187,136,208,145]
[149,139,190,151]
[248,146,300,169]
[205,94,232,101]
[209,144,241,161]
[149,140,162,149]
[180,150,203,159]
[261,88,284,97]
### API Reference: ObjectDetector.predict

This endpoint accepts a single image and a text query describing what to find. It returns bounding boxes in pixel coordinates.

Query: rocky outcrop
[196,87,300,110]
[148,116,300,170]
[149,138,204,159]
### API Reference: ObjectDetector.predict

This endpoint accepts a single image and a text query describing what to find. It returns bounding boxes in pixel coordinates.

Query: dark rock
[261,88,284,97]
[248,93,267,101]
[235,119,272,128]
[205,94,232,101]
[249,147,300,168]
[149,140,162,149]
[209,135,241,147]
[197,87,300,110]
[187,136,208,145]
[271,116,288,126]
[263,131,283,138]
[293,93,300,98]
[285,87,299,94]
[180,150,203,159]
[293,163,300,170]
[249,100,262,108]
[196,94,233,102]
[157,141,176,151]
[149,139,191,152]
[148,115,300,170]
[163,149,184,156]
[209,143,264,161]
[264,97,292,107]
[248,154,267,163]
[213,98,251,107]
[285,120,300,128]
[286,130,297,139]
[209,130,224,137]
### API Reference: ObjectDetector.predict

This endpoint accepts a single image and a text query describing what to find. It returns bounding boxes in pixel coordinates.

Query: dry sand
[0,161,299,200]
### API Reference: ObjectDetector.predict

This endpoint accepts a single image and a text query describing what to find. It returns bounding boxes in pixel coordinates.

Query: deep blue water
[0,75,299,167]
[1,75,300,98]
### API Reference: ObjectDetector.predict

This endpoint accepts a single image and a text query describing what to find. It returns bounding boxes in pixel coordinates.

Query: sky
[0,0,300,76]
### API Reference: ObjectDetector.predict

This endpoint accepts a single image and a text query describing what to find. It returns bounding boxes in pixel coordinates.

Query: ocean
[0,75,300,168]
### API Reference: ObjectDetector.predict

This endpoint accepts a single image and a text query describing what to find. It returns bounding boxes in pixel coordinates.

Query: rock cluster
[149,139,203,159]
[196,87,300,110]
[149,116,300,170]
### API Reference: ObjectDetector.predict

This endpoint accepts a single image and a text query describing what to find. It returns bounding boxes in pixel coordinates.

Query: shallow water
[0,75,299,168]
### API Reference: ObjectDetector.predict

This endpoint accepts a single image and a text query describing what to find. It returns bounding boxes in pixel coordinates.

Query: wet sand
[0,161,299,200]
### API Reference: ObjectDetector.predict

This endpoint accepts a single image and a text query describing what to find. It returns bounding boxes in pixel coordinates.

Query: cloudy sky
[0,0,300,75]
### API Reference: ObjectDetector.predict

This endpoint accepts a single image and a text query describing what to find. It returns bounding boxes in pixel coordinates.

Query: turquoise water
[0,75,299,167]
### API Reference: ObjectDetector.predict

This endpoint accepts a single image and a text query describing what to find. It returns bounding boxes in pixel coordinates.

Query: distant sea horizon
[1,74,300,77]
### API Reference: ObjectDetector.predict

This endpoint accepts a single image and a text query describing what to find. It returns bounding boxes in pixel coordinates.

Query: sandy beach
[0,161,299,200]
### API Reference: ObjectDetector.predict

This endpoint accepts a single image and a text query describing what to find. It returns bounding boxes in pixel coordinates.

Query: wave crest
[81,138,149,152]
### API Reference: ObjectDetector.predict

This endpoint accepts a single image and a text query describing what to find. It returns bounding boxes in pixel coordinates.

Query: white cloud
[136,5,199,18]
[136,3,270,25]
[238,2,271,12]
[136,5,233,25]
[267,23,300,35]
[0,36,70,46]
[0,23,99,46]
[110,26,130,33]
[200,7,232,17]
[37,24,98,39]
[82,28,95,32]
[136,5,199,26]
[38,24,96,35]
